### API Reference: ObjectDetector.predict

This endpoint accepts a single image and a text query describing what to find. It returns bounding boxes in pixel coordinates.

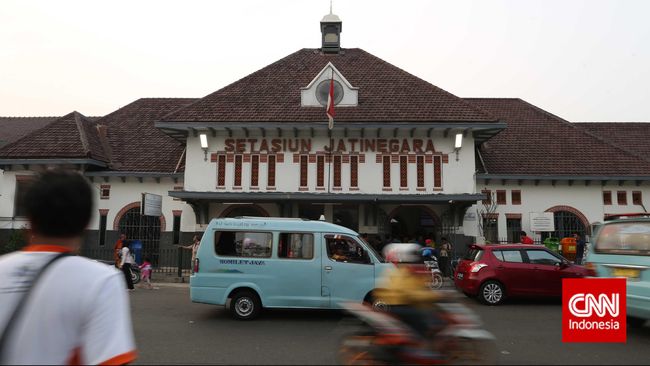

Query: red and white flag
[326,75,335,130]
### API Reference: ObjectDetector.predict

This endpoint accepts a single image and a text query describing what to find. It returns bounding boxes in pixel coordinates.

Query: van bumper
[190,285,227,306]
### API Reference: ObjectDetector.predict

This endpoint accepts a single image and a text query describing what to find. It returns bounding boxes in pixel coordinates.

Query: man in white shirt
[0,170,137,365]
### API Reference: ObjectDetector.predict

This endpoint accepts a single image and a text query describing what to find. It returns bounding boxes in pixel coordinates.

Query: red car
[454,244,594,305]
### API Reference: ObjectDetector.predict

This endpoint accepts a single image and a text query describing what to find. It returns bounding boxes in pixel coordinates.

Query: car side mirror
[557,261,569,269]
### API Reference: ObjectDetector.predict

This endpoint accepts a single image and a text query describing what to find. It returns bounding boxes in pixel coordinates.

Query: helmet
[382,243,422,264]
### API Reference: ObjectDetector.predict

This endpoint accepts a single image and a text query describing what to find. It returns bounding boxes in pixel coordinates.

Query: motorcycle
[339,300,497,365]
[95,259,141,284]
[423,257,444,290]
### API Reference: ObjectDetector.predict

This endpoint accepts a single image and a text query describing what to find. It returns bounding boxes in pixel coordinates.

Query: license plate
[612,267,640,280]
[457,273,464,280]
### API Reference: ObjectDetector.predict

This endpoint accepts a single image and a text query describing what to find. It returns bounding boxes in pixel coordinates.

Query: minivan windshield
[595,221,650,256]
[359,236,385,263]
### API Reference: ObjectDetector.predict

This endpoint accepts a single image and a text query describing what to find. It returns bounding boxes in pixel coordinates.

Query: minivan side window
[278,233,314,259]
[493,250,524,263]
[325,235,371,264]
[214,231,272,258]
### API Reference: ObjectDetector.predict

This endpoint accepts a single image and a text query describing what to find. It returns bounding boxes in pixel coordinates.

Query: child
[139,257,153,289]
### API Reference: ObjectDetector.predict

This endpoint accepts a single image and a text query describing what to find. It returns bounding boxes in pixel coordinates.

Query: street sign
[141,193,162,216]
[530,212,555,231]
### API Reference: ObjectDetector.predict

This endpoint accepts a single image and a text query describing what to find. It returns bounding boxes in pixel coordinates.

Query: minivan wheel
[230,290,261,320]
[371,298,390,312]
[479,280,505,305]
[627,316,647,328]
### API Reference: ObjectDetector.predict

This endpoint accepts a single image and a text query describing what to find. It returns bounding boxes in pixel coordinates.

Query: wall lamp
[454,133,463,161]
[200,133,209,161]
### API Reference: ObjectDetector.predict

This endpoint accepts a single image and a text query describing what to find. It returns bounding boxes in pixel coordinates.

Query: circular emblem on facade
[316,79,344,106]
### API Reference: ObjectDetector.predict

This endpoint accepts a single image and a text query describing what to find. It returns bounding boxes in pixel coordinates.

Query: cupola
[320,8,342,53]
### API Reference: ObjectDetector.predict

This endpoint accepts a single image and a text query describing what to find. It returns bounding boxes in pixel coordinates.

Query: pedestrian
[520,231,535,244]
[139,257,153,290]
[179,235,201,272]
[114,233,126,268]
[119,240,136,290]
[0,169,136,364]
[439,237,453,277]
[573,232,586,265]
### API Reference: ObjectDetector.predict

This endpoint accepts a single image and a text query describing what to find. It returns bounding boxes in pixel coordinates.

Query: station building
[1,12,649,256]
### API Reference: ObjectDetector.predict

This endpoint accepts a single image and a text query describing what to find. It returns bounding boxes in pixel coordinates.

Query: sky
[1,0,649,122]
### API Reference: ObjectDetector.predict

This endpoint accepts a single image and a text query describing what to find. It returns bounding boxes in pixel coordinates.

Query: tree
[1,227,28,254]
[477,192,499,243]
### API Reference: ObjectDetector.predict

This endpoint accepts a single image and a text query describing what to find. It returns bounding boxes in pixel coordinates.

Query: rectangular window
[433,155,442,188]
[506,218,522,243]
[617,191,627,205]
[333,155,341,188]
[267,155,276,187]
[603,191,612,205]
[100,184,110,200]
[400,156,408,188]
[14,177,34,217]
[482,189,492,205]
[278,233,314,259]
[214,231,272,258]
[511,190,521,205]
[99,214,107,246]
[234,155,243,187]
[633,191,643,206]
[173,216,181,244]
[492,250,524,263]
[217,155,226,187]
[317,155,325,188]
[251,155,259,187]
[383,156,391,188]
[350,156,358,188]
[497,190,507,205]
[417,156,424,188]
[299,155,308,187]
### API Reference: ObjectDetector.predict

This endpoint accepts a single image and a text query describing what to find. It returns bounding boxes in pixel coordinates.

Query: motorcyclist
[376,244,446,338]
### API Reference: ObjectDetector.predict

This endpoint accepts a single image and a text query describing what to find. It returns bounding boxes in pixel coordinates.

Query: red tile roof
[576,123,650,161]
[161,48,498,123]
[95,98,198,172]
[0,112,109,163]
[0,117,59,147]
[465,98,650,176]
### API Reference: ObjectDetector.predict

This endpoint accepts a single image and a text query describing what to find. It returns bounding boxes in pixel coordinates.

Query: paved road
[129,283,650,365]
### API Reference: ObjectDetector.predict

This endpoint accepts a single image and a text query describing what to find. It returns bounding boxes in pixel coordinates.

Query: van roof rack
[233,216,311,221]
[604,213,650,221]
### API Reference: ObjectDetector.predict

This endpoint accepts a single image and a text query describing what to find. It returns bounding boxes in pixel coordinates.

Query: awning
[168,191,486,204]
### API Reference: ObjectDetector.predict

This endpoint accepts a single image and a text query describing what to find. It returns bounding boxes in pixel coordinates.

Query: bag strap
[0,252,70,361]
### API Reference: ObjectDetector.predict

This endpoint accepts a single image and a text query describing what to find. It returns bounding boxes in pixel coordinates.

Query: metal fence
[82,247,192,277]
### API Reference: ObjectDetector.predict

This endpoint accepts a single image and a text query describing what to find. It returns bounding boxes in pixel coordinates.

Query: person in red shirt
[520,231,535,244]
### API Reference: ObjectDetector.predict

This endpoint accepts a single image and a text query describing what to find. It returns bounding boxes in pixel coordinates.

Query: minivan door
[321,234,375,308]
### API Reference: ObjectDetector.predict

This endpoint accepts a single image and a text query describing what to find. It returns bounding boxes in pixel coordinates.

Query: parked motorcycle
[95,259,141,284]
[423,258,444,290]
[339,300,497,365]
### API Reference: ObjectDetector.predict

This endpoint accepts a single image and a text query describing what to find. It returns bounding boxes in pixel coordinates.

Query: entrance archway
[220,204,270,218]
[542,205,589,240]
[115,204,163,264]
[386,205,440,242]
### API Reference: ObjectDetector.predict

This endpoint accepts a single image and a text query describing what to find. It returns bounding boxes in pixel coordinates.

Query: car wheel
[627,316,647,328]
[478,280,505,305]
[230,290,262,320]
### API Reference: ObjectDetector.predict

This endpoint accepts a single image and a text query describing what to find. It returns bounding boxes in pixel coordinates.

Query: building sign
[141,193,162,216]
[530,212,555,232]
[223,138,439,154]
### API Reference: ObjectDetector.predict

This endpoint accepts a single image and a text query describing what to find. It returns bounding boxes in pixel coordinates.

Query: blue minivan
[586,213,650,327]
[190,217,393,319]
